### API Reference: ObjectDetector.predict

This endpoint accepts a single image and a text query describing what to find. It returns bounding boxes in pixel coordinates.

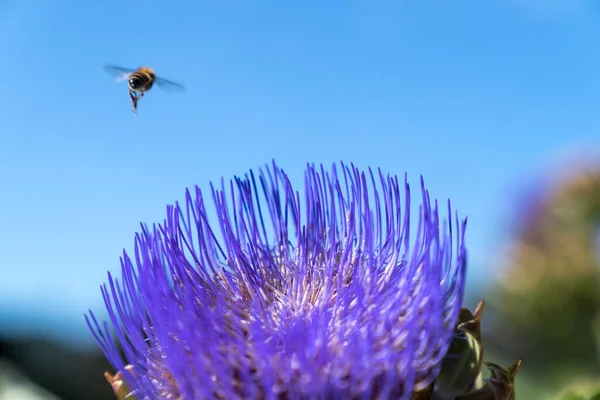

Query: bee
[104,65,186,114]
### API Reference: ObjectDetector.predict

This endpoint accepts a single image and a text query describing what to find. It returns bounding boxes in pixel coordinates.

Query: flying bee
[104,65,186,114]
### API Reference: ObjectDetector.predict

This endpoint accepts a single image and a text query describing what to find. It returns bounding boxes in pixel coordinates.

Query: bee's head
[129,76,143,90]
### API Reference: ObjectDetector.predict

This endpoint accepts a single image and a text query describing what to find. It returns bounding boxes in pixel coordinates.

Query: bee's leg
[129,90,139,114]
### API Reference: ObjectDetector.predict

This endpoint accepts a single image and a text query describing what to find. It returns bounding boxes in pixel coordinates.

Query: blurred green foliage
[482,161,600,399]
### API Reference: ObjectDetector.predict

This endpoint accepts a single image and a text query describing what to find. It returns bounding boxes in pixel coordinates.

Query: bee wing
[104,65,135,82]
[154,77,187,92]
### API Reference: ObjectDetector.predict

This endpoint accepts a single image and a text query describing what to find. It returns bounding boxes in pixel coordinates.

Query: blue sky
[1,0,599,347]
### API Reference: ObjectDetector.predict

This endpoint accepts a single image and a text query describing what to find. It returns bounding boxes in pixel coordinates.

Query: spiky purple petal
[86,161,468,399]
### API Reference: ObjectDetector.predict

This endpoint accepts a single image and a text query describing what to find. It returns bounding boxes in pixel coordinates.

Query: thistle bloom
[86,161,468,399]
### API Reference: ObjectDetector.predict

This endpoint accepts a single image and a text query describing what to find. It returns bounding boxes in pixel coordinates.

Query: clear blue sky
[1,0,599,347]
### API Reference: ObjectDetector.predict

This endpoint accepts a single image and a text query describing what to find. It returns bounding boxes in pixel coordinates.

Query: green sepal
[455,358,522,400]
[435,301,485,398]
[105,365,136,400]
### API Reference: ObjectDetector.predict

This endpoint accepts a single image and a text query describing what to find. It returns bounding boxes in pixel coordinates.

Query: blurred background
[0,1,599,399]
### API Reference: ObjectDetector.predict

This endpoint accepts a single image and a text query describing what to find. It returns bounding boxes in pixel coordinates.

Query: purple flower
[86,161,468,399]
